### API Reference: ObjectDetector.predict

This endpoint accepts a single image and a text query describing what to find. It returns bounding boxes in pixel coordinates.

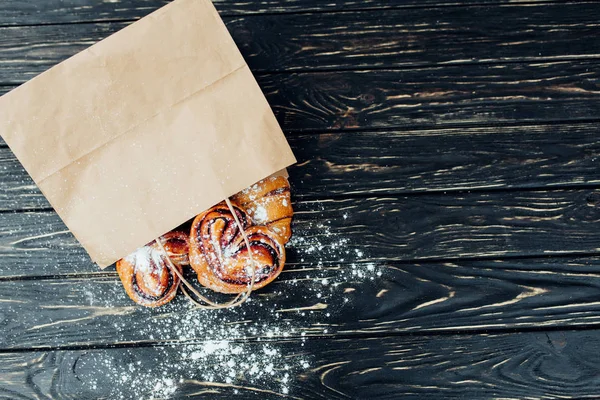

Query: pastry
[116,231,188,307]
[117,176,293,305]
[231,175,293,243]
[159,231,190,266]
[189,201,286,294]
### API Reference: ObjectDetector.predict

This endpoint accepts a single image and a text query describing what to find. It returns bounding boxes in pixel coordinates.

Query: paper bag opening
[0,0,296,267]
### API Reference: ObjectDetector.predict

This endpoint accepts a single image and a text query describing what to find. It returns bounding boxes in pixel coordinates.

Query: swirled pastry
[231,176,293,243]
[116,231,188,307]
[189,202,286,294]
[158,231,190,266]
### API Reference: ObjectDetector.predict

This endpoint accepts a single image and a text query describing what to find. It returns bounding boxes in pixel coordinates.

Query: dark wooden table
[1,0,600,398]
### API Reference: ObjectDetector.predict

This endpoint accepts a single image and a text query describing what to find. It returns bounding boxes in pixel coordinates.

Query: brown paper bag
[0,0,296,267]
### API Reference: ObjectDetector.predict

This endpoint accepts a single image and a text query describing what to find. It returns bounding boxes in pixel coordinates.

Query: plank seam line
[0,324,599,354]
[255,54,600,74]
[0,0,579,29]
[0,207,55,214]
[1,182,599,214]
[0,272,117,282]
[4,251,600,283]
[300,182,600,201]
[4,55,600,86]
[1,117,600,146]
[278,118,600,136]
[254,55,600,75]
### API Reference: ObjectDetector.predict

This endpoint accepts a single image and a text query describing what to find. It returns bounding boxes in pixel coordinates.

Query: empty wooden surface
[0,0,568,25]
[2,330,600,399]
[0,0,599,399]
[2,3,600,83]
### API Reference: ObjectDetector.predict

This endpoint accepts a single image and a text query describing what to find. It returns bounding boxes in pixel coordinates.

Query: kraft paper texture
[0,0,296,267]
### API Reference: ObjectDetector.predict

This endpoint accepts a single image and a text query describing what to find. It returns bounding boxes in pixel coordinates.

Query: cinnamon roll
[231,176,293,243]
[158,231,190,266]
[116,232,188,307]
[189,202,286,294]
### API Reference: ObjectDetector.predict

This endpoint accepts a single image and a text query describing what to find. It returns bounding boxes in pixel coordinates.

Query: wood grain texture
[289,123,600,196]
[2,257,600,349]
[3,59,600,131]
[0,189,598,277]
[0,122,599,211]
[259,61,600,131]
[3,60,600,131]
[1,2,600,82]
[2,330,600,399]
[0,0,563,26]
[1,0,599,398]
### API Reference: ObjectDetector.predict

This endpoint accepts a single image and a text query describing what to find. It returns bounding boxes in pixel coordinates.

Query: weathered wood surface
[0,0,568,26]
[1,122,599,211]
[2,0,600,398]
[0,189,598,277]
[2,257,600,349]
[2,330,600,399]
[2,3,600,82]
[260,62,600,131]
[3,60,600,131]
[289,123,600,195]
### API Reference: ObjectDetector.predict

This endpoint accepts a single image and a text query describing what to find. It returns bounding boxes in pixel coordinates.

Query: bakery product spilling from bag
[0,0,297,305]
[116,175,293,308]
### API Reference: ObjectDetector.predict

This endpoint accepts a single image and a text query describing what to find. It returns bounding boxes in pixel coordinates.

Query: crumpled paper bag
[0,0,296,267]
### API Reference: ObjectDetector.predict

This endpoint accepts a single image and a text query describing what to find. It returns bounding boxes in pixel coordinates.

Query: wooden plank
[3,58,600,129]
[3,60,600,130]
[2,257,600,349]
[259,61,600,131]
[1,122,599,211]
[0,189,598,277]
[289,123,600,196]
[0,0,566,26]
[1,3,600,82]
[2,330,600,398]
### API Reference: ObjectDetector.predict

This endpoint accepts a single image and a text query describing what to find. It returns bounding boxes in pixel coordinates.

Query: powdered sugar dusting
[252,205,268,222]
[81,202,382,398]
[125,245,163,274]
[78,340,309,399]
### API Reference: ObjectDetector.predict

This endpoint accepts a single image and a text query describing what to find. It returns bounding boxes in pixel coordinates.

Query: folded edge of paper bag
[0,0,297,267]
[0,0,246,183]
